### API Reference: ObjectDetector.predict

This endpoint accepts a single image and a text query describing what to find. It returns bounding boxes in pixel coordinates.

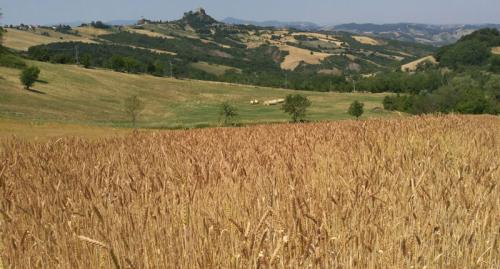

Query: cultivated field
[2,28,95,51]
[0,61,394,130]
[401,56,438,72]
[280,46,332,70]
[352,36,382,46]
[0,115,498,268]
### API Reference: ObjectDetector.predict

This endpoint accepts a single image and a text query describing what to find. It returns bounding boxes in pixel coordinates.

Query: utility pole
[349,75,356,92]
[169,60,173,78]
[75,45,79,65]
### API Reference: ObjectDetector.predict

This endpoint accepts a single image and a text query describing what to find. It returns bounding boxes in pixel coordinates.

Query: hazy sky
[1,0,500,25]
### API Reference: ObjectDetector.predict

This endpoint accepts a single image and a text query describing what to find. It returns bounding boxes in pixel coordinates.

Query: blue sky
[1,0,499,25]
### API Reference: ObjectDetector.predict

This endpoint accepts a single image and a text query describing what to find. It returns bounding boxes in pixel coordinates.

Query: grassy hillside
[0,61,394,130]
[3,9,435,92]
[2,28,95,51]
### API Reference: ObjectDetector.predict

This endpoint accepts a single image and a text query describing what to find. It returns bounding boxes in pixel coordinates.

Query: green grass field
[0,61,396,133]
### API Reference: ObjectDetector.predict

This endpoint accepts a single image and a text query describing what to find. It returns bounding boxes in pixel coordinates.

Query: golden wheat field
[0,115,499,268]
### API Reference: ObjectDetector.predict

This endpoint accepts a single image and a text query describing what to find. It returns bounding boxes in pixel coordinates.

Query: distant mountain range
[328,23,500,46]
[222,17,320,31]
[223,18,500,46]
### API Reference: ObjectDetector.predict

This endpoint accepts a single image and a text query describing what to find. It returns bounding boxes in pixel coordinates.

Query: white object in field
[263,98,285,106]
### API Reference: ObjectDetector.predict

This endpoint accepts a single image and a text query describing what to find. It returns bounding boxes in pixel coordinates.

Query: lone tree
[219,101,238,126]
[124,95,145,127]
[282,94,311,123]
[20,66,40,90]
[80,54,91,68]
[348,100,364,119]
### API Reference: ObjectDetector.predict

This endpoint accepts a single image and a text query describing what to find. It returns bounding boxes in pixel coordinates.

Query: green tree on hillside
[80,54,91,68]
[109,55,125,72]
[282,94,311,123]
[348,100,364,119]
[219,101,238,126]
[438,41,489,67]
[20,66,40,90]
[124,95,145,127]
[489,55,500,73]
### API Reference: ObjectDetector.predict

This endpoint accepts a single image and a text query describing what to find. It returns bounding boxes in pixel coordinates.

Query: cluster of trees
[381,29,500,115]
[383,74,500,114]
[52,24,79,35]
[355,70,447,93]
[28,42,179,75]
[90,21,110,29]
[436,28,500,72]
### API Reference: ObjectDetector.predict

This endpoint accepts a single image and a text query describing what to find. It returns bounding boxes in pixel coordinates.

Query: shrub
[124,95,145,127]
[282,94,311,123]
[348,100,364,118]
[20,66,40,90]
[219,101,238,126]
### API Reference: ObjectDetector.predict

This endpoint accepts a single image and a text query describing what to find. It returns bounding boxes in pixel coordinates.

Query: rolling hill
[0,60,395,134]
[2,9,435,92]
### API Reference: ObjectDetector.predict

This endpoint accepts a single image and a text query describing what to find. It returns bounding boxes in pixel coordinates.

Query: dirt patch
[3,28,95,51]
[127,28,175,39]
[318,68,342,76]
[280,46,331,70]
[492,47,500,55]
[401,56,438,72]
[75,26,112,38]
[353,36,381,46]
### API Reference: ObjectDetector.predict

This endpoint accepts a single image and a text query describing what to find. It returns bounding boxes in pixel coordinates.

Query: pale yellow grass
[126,28,175,39]
[353,35,381,45]
[280,45,331,70]
[75,26,113,38]
[3,29,94,51]
[126,45,176,55]
[492,47,500,55]
[401,56,438,72]
[291,32,343,46]
[200,38,232,49]
[0,115,498,268]
[374,52,405,61]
